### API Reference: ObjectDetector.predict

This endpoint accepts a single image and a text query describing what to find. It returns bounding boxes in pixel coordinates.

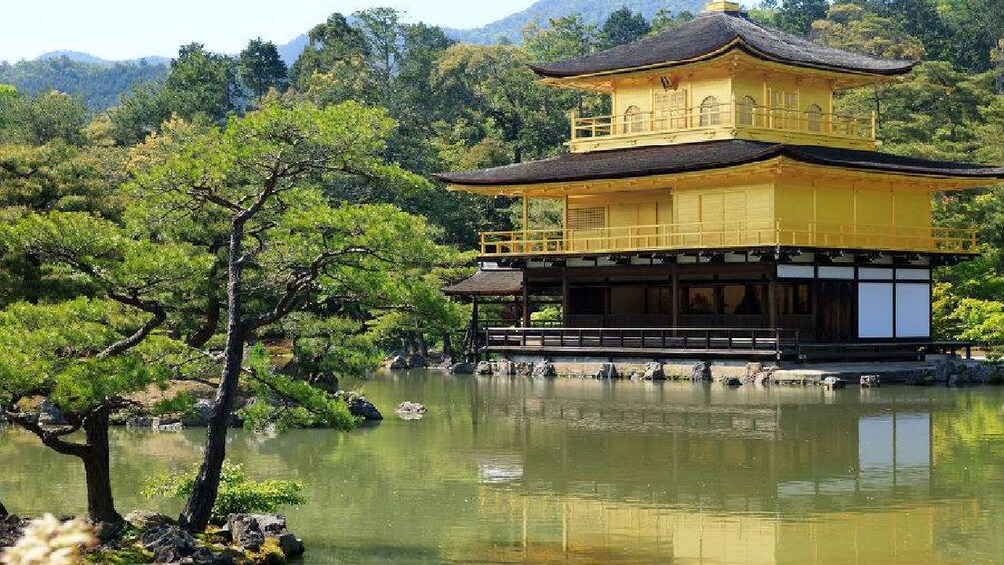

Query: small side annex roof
[442,270,524,297]
[435,140,1004,188]
[529,11,915,80]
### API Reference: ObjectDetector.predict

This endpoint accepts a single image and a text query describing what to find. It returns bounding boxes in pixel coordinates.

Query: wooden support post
[522,196,529,253]
[471,296,480,361]
[671,268,679,331]
[768,273,778,329]
[521,276,530,328]
[561,267,569,326]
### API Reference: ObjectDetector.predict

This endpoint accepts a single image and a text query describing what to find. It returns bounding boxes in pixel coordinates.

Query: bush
[142,462,306,524]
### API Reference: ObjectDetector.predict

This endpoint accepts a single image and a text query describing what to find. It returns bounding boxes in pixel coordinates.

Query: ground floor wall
[521,252,933,343]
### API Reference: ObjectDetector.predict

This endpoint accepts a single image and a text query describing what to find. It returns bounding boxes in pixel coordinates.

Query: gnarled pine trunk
[179,220,246,532]
[81,409,123,530]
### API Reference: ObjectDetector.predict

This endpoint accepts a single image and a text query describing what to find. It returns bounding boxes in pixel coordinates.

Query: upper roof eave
[528,12,916,81]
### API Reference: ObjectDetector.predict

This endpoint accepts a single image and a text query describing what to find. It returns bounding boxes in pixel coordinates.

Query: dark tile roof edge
[434,142,1004,187]
[529,13,915,79]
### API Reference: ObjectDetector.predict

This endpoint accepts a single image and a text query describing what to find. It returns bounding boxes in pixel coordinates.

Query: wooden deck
[483,327,799,361]
[480,326,972,363]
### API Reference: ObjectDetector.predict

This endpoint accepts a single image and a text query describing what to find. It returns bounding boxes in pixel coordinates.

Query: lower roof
[442,269,524,296]
[435,141,1004,187]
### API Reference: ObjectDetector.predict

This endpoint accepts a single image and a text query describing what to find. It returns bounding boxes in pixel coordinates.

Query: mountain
[35,50,171,66]
[445,0,707,44]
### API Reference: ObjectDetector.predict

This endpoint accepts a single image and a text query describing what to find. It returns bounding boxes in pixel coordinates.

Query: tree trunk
[442,332,453,359]
[81,409,123,531]
[179,221,247,532]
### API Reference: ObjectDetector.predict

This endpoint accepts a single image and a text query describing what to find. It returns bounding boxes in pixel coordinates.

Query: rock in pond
[395,401,427,420]
[691,361,712,382]
[227,513,304,558]
[641,362,665,380]
[595,363,619,379]
[385,355,409,371]
[860,374,881,388]
[822,376,845,390]
[449,362,476,375]
[531,361,557,378]
[475,361,493,376]
[720,376,742,387]
[405,354,427,368]
[334,391,383,420]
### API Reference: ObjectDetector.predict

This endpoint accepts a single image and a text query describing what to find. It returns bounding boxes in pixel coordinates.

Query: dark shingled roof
[435,140,1004,186]
[443,270,524,296]
[529,12,915,79]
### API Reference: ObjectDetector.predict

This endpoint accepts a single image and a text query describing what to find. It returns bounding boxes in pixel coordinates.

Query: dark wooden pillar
[671,267,679,328]
[768,271,778,329]
[521,278,530,328]
[561,266,569,326]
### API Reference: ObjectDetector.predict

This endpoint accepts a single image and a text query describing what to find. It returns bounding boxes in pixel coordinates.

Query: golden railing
[479,220,977,256]
[571,103,876,143]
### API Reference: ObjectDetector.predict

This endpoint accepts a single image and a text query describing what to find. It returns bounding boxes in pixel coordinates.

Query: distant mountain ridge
[34,50,171,66]
[445,0,706,44]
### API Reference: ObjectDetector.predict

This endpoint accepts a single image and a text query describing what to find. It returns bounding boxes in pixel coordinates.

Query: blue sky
[1,0,537,62]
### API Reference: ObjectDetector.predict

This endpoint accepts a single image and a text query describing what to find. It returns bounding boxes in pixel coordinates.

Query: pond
[3,373,1004,563]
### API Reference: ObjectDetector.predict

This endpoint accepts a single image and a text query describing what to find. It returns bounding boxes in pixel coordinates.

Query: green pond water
[3,372,1004,564]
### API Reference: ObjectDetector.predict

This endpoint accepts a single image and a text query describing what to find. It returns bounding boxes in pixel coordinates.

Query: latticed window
[806,104,823,132]
[624,105,644,133]
[769,90,798,129]
[655,90,687,129]
[738,96,757,126]
[699,96,721,126]
[568,206,606,231]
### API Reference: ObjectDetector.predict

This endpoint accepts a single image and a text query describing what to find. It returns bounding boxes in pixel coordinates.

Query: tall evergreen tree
[599,7,651,49]
[237,38,288,99]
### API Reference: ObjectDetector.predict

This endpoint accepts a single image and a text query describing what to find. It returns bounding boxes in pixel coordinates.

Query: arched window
[624,105,644,133]
[738,96,757,126]
[699,96,721,127]
[806,104,823,132]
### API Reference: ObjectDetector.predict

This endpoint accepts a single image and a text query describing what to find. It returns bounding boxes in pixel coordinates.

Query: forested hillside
[0,57,167,110]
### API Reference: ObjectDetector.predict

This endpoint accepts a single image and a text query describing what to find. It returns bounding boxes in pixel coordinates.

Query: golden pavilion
[439,1,1004,362]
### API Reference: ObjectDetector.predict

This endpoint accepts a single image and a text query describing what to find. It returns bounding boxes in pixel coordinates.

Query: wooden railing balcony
[569,102,877,151]
[479,220,978,257]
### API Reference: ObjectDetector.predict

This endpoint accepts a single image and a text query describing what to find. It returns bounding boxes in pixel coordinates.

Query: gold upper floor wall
[563,53,881,153]
[478,160,979,257]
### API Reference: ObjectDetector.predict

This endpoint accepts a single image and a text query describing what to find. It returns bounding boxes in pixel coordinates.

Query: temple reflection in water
[462,379,970,564]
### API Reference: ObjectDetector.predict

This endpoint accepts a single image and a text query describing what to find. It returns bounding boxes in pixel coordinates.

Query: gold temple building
[440,1,1004,362]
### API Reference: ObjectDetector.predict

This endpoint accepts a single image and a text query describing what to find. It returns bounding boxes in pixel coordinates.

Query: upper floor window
[624,105,644,134]
[806,104,823,132]
[738,96,757,126]
[699,96,721,127]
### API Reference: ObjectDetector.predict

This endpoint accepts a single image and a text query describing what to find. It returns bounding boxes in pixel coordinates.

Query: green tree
[435,44,569,164]
[775,0,830,35]
[811,4,927,60]
[237,38,289,100]
[289,13,370,91]
[650,9,696,33]
[121,98,458,531]
[3,91,90,146]
[599,7,651,49]
[163,43,238,122]
[523,15,598,62]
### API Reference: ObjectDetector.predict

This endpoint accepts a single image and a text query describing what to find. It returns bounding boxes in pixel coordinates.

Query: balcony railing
[479,220,977,257]
[570,102,875,145]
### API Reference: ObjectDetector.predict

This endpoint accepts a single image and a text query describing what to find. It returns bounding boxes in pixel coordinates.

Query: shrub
[142,462,306,524]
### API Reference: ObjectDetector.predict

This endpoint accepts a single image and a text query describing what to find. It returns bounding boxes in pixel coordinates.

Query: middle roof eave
[434,140,1004,188]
